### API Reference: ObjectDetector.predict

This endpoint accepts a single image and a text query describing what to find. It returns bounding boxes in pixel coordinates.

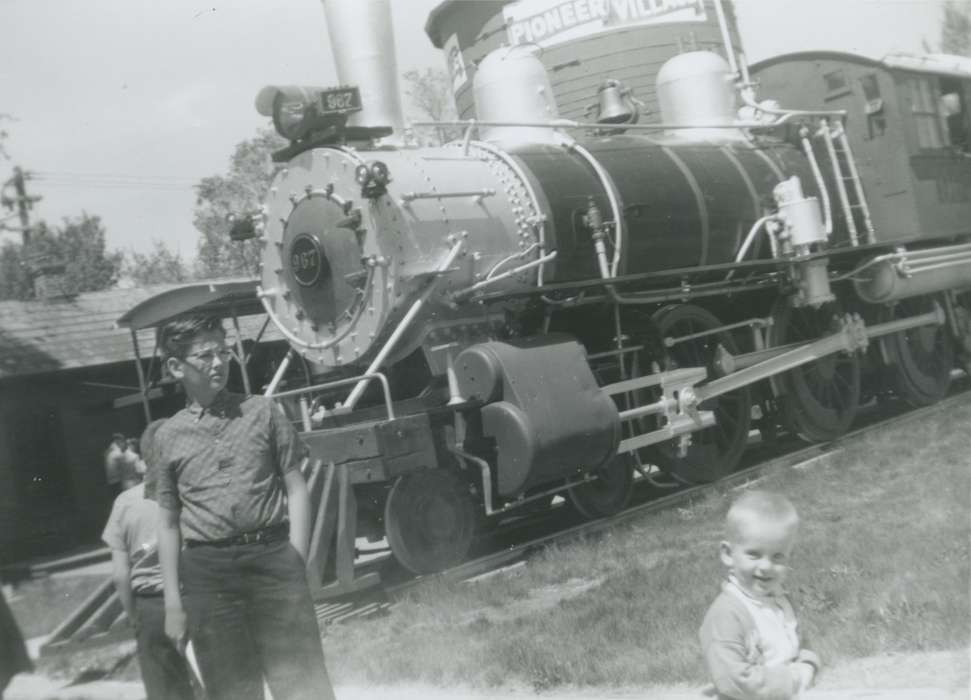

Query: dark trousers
[1,590,32,696]
[133,595,195,700]
[181,539,334,700]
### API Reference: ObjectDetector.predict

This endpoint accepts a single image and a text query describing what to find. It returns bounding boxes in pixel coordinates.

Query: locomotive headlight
[274,98,308,140]
[256,85,316,140]
[255,84,362,142]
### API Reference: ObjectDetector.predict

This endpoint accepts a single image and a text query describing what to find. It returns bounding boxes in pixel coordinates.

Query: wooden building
[0,278,283,564]
[425,0,743,121]
[0,284,171,563]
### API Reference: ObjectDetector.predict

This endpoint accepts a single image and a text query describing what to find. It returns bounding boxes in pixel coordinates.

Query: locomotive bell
[593,79,637,124]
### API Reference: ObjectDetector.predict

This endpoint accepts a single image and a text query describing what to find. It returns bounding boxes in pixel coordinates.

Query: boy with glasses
[153,315,335,700]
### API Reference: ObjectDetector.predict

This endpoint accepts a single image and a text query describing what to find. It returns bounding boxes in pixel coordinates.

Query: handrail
[269,371,395,422]
[344,236,466,410]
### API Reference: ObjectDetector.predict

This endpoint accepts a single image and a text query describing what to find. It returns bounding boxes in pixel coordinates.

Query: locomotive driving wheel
[568,454,634,519]
[879,297,954,407]
[384,469,476,575]
[770,300,861,442]
[648,304,752,484]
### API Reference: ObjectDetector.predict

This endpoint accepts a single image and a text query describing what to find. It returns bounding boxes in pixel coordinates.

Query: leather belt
[185,522,289,549]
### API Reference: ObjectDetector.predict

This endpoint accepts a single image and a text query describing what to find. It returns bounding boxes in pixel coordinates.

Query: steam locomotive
[240,0,971,589]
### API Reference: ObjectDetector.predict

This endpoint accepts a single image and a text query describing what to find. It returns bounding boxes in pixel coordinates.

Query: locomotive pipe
[853,246,971,303]
[697,307,945,403]
[713,0,740,79]
[412,118,809,132]
[449,445,594,517]
[800,129,833,234]
[818,119,861,246]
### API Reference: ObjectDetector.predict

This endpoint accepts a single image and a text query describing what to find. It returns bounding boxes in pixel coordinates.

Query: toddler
[700,490,820,699]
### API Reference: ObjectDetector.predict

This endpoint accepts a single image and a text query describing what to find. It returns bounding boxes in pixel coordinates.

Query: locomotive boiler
[241,0,971,588]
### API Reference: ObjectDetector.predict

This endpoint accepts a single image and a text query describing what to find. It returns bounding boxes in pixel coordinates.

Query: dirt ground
[332,650,969,700]
[6,647,968,699]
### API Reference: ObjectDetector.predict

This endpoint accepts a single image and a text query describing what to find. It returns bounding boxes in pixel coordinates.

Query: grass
[322,400,971,690]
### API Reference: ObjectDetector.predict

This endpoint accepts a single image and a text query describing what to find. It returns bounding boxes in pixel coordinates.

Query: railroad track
[314,385,971,627]
[37,384,970,645]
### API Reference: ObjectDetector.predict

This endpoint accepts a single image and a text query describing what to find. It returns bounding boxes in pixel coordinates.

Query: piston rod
[695,307,945,403]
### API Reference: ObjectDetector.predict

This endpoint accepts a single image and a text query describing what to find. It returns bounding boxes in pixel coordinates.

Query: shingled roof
[0,280,278,381]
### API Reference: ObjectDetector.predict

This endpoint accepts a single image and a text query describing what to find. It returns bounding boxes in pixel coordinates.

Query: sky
[0,0,949,261]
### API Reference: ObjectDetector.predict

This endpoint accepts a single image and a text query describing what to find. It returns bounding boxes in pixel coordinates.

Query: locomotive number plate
[290,233,323,287]
[319,86,362,116]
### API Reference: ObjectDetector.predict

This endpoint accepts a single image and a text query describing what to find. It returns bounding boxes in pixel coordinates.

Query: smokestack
[321,0,405,135]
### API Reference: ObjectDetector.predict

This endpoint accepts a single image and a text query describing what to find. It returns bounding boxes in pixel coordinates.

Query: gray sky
[0,0,947,260]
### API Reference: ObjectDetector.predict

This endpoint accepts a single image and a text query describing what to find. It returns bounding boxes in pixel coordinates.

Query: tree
[0,240,30,300]
[0,214,123,300]
[125,240,190,285]
[193,129,285,279]
[402,68,459,145]
[941,1,971,56]
[58,214,123,293]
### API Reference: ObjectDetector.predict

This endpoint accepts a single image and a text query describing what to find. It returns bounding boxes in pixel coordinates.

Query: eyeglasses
[184,346,234,368]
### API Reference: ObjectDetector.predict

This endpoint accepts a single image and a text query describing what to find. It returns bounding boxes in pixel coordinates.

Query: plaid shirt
[152,391,308,542]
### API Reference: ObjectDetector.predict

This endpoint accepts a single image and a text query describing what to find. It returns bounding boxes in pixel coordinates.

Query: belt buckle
[242,530,261,545]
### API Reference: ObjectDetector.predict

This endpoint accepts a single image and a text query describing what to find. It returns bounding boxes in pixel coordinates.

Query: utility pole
[1,166,41,245]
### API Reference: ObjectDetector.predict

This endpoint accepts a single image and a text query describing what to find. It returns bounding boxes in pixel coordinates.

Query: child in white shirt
[699,490,820,699]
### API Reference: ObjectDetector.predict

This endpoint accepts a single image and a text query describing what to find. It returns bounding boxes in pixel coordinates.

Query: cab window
[860,73,886,139]
[938,76,969,151]
[906,76,945,149]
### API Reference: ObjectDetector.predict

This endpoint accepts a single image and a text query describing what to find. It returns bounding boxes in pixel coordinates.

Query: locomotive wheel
[879,297,954,407]
[648,304,752,484]
[568,454,634,520]
[384,469,476,575]
[770,300,861,442]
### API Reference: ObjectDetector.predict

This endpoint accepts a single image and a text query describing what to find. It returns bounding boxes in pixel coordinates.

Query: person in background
[104,432,128,497]
[123,436,149,489]
[103,419,195,700]
[699,490,820,699]
[153,315,334,700]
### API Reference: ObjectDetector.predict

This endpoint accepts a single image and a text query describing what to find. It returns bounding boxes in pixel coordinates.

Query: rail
[269,372,395,424]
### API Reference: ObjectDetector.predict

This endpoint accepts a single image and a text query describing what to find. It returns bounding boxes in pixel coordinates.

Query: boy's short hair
[725,490,799,541]
[158,315,225,361]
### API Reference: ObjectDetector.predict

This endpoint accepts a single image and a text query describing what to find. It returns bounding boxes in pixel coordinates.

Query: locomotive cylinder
[854,257,971,303]
[456,338,620,497]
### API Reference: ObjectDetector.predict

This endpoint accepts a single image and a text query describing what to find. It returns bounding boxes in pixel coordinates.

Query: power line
[33,170,198,183]
[30,171,198,192]
[31,178,195,192]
